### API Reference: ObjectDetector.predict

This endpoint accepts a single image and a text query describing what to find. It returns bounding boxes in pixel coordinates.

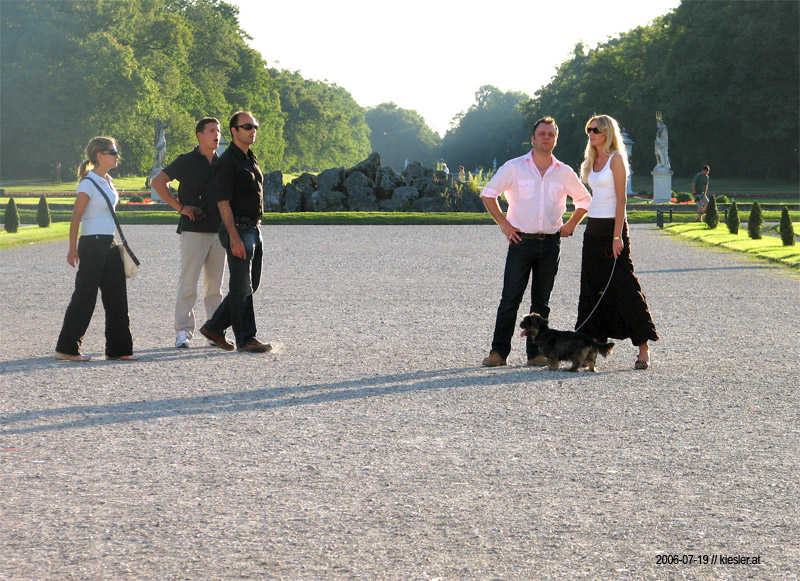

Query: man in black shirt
[200,111,271,353]
[152,117,227,349]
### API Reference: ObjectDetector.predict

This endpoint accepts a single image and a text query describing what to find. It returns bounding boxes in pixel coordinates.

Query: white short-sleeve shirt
[77,171,118,236]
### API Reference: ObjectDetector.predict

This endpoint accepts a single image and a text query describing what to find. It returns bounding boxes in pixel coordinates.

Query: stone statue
[153,119,169,171]
[654,116,670,169]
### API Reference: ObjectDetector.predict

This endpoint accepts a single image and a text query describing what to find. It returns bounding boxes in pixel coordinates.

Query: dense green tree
[37,195,52,228]
[726,201,740,235]
[270,69,371,172]
[521,1,798,179]
[4,198,20,233]
[440,85,530,173]
[704,195,719,229]
[747,202,763,240]
[779,206,795,246]
[365,103,440,172]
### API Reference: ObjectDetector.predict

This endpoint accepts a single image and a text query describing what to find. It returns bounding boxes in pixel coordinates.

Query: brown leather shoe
[481,351,507,367]
[527,354,549,366]
[237,338,272,353]
[200,325,234,351]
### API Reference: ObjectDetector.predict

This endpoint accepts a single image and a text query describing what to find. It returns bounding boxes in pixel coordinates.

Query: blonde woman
[576,115,657,370]
[55,137,138,361]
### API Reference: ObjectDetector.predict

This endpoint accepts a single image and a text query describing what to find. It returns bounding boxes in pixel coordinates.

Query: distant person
[442,163,450,175]
[200,111,271,353]
[55,161,62,183]
[151,117,227,349]
[692,165,710,222]
[55,137,138,362]
[576,115,658,370]
[458,166,466,182]
[480,116,591,367]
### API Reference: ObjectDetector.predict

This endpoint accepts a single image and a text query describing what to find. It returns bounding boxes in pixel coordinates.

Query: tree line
[520,0,799,180]
[0,0,370,179]
[1,0,797,182]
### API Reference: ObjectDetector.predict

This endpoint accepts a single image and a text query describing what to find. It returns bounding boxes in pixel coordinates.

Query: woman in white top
[576,115,657,370]
[55,137,138,361]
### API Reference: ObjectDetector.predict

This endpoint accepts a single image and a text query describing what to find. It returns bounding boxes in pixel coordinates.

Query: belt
[518,232,559,240]
[234,216,261,227]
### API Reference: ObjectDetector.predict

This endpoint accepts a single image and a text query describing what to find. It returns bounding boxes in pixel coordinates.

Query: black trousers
[55,235,133,357]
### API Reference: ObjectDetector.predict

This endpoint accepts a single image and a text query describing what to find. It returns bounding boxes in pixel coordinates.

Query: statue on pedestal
[651,112,673,203]
[147,119,170,201]
[654,112,670,169]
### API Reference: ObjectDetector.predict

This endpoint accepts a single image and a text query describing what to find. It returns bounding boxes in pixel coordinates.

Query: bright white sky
[232,0,681,136]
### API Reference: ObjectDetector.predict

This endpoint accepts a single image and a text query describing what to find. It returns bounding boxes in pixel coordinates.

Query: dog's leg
[586,351,597,372]
[547,357,559,371]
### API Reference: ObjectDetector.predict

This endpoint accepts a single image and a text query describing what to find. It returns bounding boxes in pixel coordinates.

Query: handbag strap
[84,177,140,266]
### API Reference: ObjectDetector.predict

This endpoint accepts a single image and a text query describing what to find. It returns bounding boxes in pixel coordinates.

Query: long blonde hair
[77,137,116,180]
[580,115,628,183]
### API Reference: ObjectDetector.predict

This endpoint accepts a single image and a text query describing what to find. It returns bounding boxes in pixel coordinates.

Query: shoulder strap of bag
[83,177,140,266]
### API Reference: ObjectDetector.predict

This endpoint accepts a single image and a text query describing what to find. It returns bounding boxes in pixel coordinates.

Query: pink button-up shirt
[481,152,591,234]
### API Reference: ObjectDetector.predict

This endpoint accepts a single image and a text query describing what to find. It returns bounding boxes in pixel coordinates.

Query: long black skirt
[575,218,658,346]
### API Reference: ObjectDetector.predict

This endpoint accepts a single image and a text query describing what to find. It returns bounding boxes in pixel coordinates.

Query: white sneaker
[175,330,191,349]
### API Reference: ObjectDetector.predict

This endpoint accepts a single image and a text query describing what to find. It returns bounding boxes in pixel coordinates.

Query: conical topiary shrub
[4,197,20,233]
[37,195,51,228]
[726,200,740,235]
[747,201,763,240]
[704,195,719,229]
[779,205,795,246]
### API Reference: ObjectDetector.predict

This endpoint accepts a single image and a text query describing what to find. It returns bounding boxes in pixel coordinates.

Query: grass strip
[662,222,799,271]
[0,223,72,250]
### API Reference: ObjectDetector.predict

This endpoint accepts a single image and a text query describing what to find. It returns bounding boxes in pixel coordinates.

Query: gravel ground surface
[1,224,798,580]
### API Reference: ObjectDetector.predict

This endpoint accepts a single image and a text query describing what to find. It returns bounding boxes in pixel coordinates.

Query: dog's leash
[574,255,617,332]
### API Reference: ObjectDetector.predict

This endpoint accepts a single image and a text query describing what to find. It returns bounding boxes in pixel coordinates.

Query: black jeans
[205,224,262,345]
[55,235,133,357]
[491,235,562,359]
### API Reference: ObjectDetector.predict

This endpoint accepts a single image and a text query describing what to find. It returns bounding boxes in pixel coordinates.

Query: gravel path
[1,224,798,580]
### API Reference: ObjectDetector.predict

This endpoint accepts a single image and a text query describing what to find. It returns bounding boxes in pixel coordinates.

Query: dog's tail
[594,341,615,358]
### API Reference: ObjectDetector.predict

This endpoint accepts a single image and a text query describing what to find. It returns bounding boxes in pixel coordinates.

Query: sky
[231,0,682,136]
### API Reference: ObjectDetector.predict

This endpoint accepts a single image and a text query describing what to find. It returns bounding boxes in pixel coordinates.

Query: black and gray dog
[520,313,615,372]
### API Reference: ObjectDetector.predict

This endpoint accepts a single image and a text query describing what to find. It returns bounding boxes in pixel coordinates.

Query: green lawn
[0,222,72,249]
[662,222,799,271]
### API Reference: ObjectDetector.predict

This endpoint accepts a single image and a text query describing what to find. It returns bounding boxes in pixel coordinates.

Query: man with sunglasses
[152,117,227,349]
[200,111,271,354]
[480,116,592,367]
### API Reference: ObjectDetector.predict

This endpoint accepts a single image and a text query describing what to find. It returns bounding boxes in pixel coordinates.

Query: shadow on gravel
[1,366,602,435]
[0,348,238,375]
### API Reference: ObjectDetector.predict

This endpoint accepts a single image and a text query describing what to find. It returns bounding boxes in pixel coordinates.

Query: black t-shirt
[162,147,220,233]
[214,142,263,222]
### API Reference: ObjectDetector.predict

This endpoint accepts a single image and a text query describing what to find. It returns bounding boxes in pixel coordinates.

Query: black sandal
[634,359,649,370]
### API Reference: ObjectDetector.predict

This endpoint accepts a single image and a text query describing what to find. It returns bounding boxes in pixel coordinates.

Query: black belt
[518,232,559,240]
[234,216,261,227]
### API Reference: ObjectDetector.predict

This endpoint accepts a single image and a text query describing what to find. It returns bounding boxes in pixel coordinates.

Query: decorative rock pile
[263,153,485,213]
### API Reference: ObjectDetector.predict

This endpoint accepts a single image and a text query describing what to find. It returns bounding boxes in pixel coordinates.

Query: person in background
[692,165,710,222]
[55,137,138,362]
[151,117,227,349]
[576,114,658,370]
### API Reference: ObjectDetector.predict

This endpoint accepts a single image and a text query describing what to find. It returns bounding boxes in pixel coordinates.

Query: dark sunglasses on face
[234,123,258,131]
[586,127,602,135]
[102,149,120,155]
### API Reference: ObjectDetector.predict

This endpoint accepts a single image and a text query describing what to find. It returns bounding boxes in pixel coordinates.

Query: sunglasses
[102,149,120,155]
[586,127,603,135]
[234,123,259,131]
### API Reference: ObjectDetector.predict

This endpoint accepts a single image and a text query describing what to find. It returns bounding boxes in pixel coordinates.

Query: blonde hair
[580,115,629,183]
[77,136,116,180]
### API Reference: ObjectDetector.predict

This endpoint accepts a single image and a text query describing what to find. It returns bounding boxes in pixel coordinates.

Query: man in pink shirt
[480,116,592,367]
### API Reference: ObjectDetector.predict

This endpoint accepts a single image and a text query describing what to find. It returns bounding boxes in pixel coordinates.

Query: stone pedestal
[651,167,673,203]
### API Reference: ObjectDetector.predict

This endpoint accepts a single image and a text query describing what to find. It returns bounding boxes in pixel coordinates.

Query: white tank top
[587,153,624,219]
